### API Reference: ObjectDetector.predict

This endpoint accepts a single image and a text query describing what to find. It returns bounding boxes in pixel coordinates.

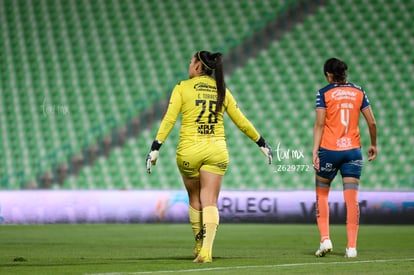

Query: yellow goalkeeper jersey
[155,75,260,143]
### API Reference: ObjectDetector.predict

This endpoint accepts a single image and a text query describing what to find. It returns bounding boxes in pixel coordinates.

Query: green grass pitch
[1,224,413,274]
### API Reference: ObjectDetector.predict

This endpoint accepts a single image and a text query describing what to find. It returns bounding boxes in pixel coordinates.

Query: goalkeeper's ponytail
[196,51,226,113]
[212,53,225,113]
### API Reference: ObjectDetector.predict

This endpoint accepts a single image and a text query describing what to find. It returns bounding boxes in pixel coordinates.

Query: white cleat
[344,247,357,258]
[315,239,333,257]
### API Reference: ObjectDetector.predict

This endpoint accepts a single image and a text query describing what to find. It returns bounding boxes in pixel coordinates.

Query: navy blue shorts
[317,147,363,180]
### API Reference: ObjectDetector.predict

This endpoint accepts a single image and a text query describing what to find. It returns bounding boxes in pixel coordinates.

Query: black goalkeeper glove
[146,140,162,174]
[256,136,273,164]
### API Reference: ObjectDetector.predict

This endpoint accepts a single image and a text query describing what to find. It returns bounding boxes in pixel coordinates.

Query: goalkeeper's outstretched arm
[225,91,273,164]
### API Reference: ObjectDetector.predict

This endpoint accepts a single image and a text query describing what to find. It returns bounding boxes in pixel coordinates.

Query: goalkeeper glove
[146,140,162,174]
[256,136,273,164]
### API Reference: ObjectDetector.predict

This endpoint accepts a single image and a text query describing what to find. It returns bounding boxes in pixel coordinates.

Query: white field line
[85,258,414,275]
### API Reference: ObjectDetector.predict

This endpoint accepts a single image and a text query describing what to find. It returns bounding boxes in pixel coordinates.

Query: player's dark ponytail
[212,53,225,113]
[196,51,226,113]
[323,57,348,83]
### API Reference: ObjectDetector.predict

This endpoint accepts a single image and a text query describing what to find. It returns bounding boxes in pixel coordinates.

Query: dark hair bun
[199,51,222,70]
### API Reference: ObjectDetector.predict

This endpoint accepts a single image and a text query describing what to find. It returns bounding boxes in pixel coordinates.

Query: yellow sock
[188,206,203,255]
[201,206,219,253]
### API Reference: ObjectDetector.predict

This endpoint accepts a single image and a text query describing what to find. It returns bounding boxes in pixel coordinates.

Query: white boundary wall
[0,191,413,224]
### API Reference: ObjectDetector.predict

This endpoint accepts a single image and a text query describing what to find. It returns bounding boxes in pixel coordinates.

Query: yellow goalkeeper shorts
[176,139,229,178]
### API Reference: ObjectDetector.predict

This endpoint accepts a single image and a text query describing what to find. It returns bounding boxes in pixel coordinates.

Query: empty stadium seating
[1,0,413,191]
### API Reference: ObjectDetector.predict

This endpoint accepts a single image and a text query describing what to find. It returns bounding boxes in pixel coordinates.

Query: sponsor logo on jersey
[198,124,215,134]
[331,90,357,100]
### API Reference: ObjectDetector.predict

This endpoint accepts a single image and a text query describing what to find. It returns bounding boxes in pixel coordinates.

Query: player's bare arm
[362,106,377,161]
[313,109,326,171]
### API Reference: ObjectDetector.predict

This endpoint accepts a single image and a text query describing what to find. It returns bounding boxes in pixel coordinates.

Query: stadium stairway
[119,0,413,191]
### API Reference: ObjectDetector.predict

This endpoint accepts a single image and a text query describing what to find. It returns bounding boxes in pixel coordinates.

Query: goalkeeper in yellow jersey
[146,50,273,263]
